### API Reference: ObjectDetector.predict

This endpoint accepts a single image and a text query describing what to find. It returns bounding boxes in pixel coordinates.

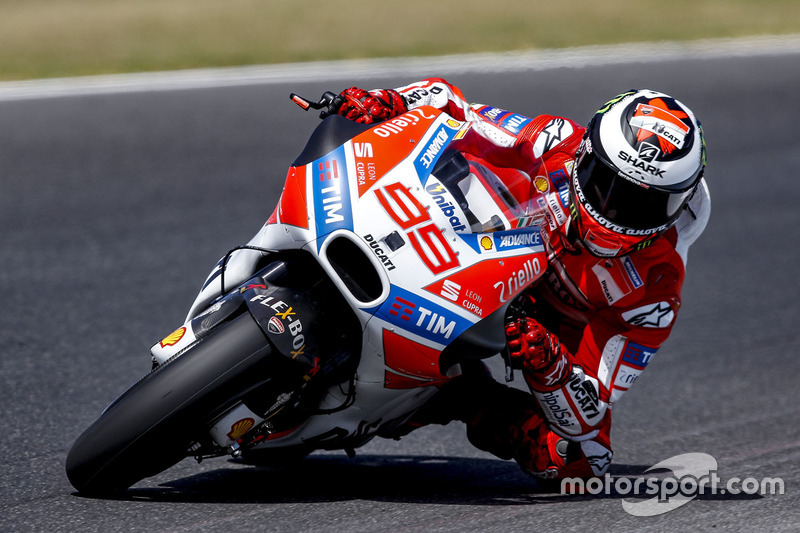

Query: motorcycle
[65,92,551,494]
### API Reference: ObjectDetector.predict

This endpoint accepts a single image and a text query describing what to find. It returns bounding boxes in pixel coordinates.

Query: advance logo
[414,123,457,185]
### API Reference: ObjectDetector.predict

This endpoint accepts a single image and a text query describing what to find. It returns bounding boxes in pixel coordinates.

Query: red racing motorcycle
[66,92,550,494]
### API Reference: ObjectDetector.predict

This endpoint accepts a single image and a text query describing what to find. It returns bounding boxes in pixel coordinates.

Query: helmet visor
[575,152,693,231]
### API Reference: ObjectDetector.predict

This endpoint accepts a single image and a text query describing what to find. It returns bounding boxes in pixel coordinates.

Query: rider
[330,80,710,480]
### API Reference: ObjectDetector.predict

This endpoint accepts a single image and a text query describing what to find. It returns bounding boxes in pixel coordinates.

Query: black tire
[66,312,277,494]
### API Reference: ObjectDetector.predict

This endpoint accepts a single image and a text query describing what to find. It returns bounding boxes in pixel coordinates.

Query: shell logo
[480,236,494,251]
[534,176,549,192]
[159,327,186,348]
[226,418,256,441]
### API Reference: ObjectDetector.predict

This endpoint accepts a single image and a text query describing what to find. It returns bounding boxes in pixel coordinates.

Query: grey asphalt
[1,50,798,532]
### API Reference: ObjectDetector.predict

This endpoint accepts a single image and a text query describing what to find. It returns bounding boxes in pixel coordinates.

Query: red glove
[505,317,572,392]
[334,87,407,124]
[515,415,605,480]
[516,416,570,479]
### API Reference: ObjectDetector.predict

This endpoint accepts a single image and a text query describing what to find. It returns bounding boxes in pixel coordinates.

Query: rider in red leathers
[330,79,710,480]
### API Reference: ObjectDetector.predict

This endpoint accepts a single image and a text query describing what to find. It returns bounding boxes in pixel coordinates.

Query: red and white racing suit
[393,78,711,480]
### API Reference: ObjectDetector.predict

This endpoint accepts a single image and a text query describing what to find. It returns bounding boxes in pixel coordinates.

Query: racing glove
[505,317,572,392]
[333,87,407,124]
[516,414,580,479]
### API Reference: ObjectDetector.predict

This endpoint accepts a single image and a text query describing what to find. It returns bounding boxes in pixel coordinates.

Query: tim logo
[388,296,415,321]
[622,341,657,369]
[312,144,353,246]
[638,143,660,163]
[380,287,471,343]
[318,159,338,180]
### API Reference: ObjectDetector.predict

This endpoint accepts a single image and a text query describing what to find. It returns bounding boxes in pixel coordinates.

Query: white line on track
[1,34,799,102]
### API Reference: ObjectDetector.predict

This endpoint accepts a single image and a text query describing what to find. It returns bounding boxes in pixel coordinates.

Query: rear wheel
[66,312,283,494]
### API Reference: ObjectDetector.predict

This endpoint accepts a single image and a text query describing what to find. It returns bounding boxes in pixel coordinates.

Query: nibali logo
[425,182,467,232]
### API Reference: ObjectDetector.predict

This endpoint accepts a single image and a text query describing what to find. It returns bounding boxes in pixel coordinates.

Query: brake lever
[501,346,515,383]
[289,92,342,119]
[500,294,533,383]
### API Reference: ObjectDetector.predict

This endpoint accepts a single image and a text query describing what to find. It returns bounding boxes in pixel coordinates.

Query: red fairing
[267,165,309,229]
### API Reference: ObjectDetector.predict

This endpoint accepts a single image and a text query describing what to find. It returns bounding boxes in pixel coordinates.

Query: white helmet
[570,89,706,257]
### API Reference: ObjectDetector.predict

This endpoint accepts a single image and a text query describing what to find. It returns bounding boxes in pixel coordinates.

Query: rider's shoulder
[601,242,685,328]
[616,237,686,302]
[524,114,585,158]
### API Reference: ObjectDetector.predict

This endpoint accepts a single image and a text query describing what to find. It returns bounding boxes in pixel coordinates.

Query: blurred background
[2,0,800,81]
[2,2,799,531]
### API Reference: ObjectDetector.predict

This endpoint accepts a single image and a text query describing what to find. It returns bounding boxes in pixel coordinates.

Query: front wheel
[66,312,279,494]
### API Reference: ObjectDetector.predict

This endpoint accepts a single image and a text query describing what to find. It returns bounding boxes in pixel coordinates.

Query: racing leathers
[387,78,711,480]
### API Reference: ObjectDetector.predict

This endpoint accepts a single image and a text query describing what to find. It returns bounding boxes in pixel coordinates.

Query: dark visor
[575,152,692,231]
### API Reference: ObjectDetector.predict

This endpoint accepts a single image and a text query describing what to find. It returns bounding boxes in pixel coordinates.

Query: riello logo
[494,256,542,303]
[372,108,436,137]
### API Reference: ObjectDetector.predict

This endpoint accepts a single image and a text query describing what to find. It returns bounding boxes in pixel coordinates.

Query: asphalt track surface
[2,46,799,532]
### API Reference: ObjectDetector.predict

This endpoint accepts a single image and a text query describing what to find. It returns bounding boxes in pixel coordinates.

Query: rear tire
[66,312,278,494]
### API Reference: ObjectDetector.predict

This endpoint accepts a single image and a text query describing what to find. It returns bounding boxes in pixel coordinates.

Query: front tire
[66,312,277,494]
